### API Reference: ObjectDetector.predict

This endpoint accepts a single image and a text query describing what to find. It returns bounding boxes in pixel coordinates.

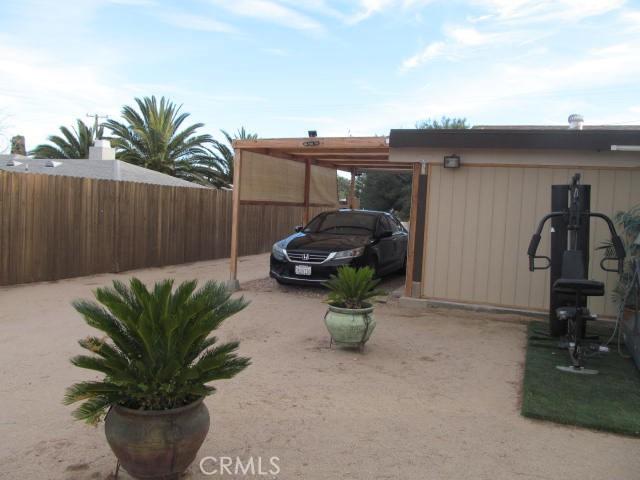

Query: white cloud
[445,26,498,46]
[0,40,135,148]
[620,9,640,29]
[277,0,346,20]
[375,40,640,133]
[209,0,325,32]
[345,0,435,24]
[401,42,445,71]
[347,0,395,23]
[155,11,237,33]
[470,0,626,23]
[400,23,528,71]
[265,0,439,25]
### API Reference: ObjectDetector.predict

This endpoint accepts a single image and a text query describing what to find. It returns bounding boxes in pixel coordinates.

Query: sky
[0,0,639,151]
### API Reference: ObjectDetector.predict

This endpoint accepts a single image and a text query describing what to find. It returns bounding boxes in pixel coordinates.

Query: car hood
[284,233,372,252]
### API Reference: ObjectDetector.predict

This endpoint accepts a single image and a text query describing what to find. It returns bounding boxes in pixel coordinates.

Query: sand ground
[1,253,639,479]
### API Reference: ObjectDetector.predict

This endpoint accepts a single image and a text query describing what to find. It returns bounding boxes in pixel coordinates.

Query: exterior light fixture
[443,154,460,169]
[308,130,317,138]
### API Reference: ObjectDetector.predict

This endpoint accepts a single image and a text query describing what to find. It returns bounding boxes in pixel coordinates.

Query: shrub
[600,206,640,306]
[323,266,383,309]
[64,278,250,425]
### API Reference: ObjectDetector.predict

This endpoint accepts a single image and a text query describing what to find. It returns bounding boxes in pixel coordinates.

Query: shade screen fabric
[240,151,338,205]
[310,164,338,205]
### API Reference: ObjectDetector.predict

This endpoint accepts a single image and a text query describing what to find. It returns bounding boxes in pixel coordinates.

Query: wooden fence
[0,172,331,286]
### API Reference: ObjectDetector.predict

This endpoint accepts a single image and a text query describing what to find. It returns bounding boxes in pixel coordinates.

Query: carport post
[303,158,311,225]
[228,148,242,291]
[349,168,356,209]
[404,161,427,297]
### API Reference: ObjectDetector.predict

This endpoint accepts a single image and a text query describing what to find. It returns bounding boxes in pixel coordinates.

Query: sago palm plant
[30,119,103,159]
[324,266,384,309]
[105,96,218,186]
[64,278,250,425]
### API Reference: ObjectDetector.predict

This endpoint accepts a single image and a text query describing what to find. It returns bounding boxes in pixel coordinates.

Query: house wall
[391,148,640,316]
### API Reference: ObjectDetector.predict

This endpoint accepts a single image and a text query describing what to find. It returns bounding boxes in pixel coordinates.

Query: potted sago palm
[323,266,384,351]
[64,278,250,480]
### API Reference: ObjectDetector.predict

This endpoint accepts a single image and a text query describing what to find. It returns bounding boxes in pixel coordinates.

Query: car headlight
[272,241,287,261]
[332,246,365,260]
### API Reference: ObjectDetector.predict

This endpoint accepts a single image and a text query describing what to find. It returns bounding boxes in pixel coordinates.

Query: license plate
[295,265,312,276]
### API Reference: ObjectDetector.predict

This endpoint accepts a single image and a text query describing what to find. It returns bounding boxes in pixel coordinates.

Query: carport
[229,136,417,290]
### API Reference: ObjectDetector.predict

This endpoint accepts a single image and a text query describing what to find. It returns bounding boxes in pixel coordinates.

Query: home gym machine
[527,173,626,374]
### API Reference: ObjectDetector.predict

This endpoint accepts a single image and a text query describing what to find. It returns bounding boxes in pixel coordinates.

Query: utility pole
[86,113,109,139]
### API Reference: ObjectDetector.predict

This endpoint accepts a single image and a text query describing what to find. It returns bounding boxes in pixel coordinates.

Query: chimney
[10,135,26,155]
[568,114,584,130]
[89,139,116,160]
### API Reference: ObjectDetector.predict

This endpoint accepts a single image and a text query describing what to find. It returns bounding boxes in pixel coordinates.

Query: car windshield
[304,212,378,235]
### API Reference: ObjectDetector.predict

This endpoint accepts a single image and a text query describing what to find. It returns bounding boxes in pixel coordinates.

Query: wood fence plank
[0,172,334,286]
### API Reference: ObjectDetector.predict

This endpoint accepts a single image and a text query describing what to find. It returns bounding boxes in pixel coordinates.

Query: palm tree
[30,119,103,159]
[210,127,258,189]
[105,96,218,186]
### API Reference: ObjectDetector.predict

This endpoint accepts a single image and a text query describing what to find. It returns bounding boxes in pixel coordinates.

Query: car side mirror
[294,225,303,233]
[378,230,393,239]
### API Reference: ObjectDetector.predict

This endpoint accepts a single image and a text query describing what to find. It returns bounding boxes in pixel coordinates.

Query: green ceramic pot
[324,303,376,348]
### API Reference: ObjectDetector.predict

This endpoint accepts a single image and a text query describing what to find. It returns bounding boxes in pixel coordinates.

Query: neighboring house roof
[389,127,640,151]
[0,155,207,189]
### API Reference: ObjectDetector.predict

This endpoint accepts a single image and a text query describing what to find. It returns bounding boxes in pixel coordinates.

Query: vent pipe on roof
[568,114,584,130]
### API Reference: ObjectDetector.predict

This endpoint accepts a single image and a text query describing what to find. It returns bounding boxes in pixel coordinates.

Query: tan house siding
[422,164,640,316]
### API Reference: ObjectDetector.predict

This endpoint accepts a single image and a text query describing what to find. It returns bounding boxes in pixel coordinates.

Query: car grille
[287,250,330,264]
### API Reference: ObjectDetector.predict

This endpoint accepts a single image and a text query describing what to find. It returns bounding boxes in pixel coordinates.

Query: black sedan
[269,209,408,285]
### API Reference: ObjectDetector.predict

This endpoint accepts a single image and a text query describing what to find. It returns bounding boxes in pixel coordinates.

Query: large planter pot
[105,398,210,480]
[324,303,376,349]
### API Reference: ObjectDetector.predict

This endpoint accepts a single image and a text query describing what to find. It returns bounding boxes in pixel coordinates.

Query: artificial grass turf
[522,321,640,437]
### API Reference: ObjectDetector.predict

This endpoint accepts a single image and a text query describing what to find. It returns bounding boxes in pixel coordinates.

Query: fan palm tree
[30,119,103,159]
[105,96,218,186]
[210,127,258,189]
